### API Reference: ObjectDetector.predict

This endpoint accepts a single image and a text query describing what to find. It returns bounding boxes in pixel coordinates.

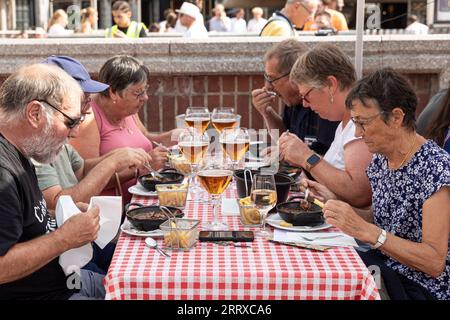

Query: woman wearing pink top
[71,55,177,204]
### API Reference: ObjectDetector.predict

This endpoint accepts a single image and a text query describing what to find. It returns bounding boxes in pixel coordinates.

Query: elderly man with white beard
[0,64,105,300]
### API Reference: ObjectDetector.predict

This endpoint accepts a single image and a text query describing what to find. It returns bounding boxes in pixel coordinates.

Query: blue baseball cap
[42,55,109,93]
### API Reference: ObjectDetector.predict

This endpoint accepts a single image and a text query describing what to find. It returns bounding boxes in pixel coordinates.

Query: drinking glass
[197,156,233,230]
[250,174,277,237]
[178,127,209,201]
[220,127,250,169]
[184,107,211,134]
[211,107,238,133]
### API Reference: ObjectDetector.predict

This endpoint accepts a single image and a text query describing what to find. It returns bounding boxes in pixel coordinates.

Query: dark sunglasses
[38,100,85,129]
[263,72,290,85]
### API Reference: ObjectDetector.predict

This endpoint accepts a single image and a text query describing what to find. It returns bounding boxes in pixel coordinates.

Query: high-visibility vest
[105,21,147,38]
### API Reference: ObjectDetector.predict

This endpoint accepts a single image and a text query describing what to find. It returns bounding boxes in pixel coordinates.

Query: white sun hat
[175,2,199,19]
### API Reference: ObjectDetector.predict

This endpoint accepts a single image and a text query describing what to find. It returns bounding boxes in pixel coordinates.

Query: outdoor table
[104,188,380,300]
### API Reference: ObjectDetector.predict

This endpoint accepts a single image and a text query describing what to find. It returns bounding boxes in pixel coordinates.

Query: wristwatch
[304,153,321,171]
[371,229,387,249]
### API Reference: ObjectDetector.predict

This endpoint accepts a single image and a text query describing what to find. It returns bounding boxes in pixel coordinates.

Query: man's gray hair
[0,63,82,125]
[286,0,319,5]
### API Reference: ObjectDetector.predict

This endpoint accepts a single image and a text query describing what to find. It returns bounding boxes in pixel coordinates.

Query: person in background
[0,64,104,300]
[252,39,339,156]
[260,0,319,37]
[313,10,334,31]
[247,7,267,34]
[105,0,147,38]
[175,0,205,34]
[148,22,160,33]
[230,8,247,33]
[78,7,98,34]
[279,43,373,208]
[405,14,429,35]
[159,8,175,33]
[423,86,450,154]
[319,68,450,299]
[164,11,178,33]
[176,2,208,38]
[209,3,231,32]
[48,9,71,35]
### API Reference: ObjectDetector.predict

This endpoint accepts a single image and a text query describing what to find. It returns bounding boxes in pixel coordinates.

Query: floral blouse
[367,140,450,300]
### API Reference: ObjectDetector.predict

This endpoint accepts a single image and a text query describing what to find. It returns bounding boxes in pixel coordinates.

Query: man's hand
[57,206,100,250]
[251,88,276,118]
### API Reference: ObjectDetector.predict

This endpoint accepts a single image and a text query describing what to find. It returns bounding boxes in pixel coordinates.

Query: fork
[298,235,344,242]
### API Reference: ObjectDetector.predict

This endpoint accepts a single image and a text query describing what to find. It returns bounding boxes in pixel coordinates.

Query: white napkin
[56,196,93,276]
[221,198,240,216]
[273,229,358,247]
[56,195,122,275]
[89,196,122,249]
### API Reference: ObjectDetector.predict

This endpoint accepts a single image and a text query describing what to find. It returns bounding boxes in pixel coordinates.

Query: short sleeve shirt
[0,134,73,299]
[323,121,361,170]
[282,104,340,155]
[367,140,450,299]
[34,144,84,191]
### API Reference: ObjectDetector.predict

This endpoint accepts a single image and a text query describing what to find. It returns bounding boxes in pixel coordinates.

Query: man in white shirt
[405,14,428,34]
[209,3,231,32]
[174,0,205,34]
[247,7,267,33]
[230,8,247,33]
[176,2,208,38]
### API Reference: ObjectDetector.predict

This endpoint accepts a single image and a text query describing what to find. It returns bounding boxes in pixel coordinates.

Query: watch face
[307,154,321,166]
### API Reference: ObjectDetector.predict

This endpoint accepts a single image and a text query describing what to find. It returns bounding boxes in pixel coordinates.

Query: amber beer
[179,141,209,164]
[212,118,238,133]
[250,189,277,211]
[221,140,250,162]
[184,116,210,133]
[197,169,233,195]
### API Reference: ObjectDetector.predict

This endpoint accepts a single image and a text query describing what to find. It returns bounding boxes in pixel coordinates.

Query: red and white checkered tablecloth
[104,189,380,300]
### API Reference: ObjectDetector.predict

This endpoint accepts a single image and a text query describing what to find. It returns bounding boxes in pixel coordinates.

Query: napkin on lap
[56,196,93,275]
[56,195,122,275]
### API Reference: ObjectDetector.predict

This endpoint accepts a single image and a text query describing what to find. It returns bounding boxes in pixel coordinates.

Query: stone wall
[0,35,448,132]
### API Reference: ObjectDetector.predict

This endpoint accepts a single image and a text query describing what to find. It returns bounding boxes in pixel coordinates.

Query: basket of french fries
[159,217,200,250]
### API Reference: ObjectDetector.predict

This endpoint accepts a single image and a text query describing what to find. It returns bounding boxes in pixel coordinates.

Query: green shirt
[34,144,84,191]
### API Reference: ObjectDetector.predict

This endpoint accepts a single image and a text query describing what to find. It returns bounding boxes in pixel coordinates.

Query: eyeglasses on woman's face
[126,85,149,100]
[299,87,315,104]
[350,112,384,132]
[38,100,85,129]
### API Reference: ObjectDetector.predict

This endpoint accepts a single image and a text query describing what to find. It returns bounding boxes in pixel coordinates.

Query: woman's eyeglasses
[128,85,149,100]
[299,87,314,104]
[38,100,85,129]
[350,112,384,132]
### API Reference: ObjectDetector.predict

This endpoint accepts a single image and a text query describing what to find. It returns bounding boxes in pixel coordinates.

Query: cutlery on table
[145,237,170,258]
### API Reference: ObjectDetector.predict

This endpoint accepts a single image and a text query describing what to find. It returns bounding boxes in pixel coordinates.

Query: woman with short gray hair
[279,43,372,208]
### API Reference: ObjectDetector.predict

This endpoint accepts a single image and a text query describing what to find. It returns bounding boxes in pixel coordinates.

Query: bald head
[0,63,82,124]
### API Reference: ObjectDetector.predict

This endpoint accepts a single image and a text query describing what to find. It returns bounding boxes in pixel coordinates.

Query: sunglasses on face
[263,72,290,85]
[38,100,85,129]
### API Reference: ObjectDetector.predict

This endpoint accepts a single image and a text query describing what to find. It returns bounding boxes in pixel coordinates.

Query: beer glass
[184,107,211,134]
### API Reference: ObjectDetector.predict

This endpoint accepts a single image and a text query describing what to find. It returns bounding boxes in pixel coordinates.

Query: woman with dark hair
[71,55,176,204]
[425,87,450,153]
[313,68,450,299]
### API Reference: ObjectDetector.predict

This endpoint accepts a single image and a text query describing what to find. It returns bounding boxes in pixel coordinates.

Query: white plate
[266,213,332,232]
[120,219,164,238]
[128,183,157,197]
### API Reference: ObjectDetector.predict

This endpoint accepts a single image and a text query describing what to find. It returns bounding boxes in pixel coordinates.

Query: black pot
[278,162,303,181]
[234,170,294,211]
[138,168,184,192]
[125,203,184,231]
[276,196,324,226]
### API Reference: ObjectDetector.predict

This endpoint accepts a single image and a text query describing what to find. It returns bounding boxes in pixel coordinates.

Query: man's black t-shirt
[283,104,339,155]
[0,134,74,299]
